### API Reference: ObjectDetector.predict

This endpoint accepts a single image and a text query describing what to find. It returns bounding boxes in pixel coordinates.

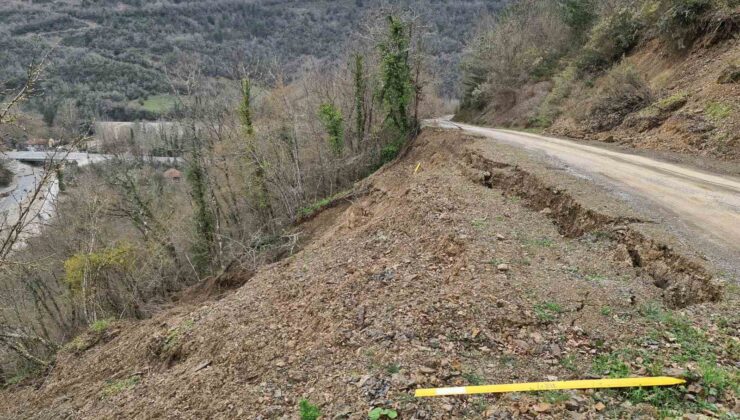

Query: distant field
[132,95,179,114]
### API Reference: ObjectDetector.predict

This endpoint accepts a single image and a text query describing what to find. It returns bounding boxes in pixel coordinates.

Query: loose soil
[1,130,737,419]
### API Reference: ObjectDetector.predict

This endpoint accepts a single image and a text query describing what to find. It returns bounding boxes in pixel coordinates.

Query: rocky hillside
[1,129,736,419]
[458,0,740,161]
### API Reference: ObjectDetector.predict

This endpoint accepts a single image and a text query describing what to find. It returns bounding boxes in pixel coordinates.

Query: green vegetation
[586,273,607,282]
[705,102,733,120]
[460,0,736,132]
[353,54,367,143]
[297,190,351,219]
[318,103,345,157]
[0,1,506,121]
[299,399,321,420]
[539,390,570,404]
[102,375,141,398]
[378,16,414,135]
[162,320,195,353]
[591,351,631,378]
[470,218,488,229]
[385,363,401,374]
[89,319,113,334]
[63,243,135,292]
[137,95,179,114]
[368,407,398,420]
[657,0,713,50]
[462,371,484,385]
[534,301,563,322]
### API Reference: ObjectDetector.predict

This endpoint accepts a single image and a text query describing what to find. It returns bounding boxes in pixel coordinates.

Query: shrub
[576,9,643,74]
[299,399,321,420]
[657,0,713,50]
[63,243,135,292]
[582,64,652,131]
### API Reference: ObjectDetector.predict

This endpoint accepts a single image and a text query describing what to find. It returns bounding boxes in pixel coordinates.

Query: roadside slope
[1,130,736,419]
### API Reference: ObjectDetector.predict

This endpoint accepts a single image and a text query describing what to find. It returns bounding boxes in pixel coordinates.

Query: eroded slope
[1,130,736,419]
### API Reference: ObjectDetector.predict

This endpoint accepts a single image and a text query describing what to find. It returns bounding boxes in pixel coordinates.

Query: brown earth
[550,36,740,161]
[1,130,737,419]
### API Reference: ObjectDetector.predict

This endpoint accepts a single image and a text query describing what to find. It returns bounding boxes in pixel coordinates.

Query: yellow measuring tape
[415,377,685,397]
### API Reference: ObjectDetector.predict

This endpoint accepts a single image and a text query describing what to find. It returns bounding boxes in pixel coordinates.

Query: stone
[497,264,510,272]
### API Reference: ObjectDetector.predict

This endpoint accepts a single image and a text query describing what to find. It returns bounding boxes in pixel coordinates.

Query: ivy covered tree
[352,54,366,147]
[185,143,215,275]
[318,103,344,157]
[378,15,414,134]
[238,77,273,227]
[239,78,254,135]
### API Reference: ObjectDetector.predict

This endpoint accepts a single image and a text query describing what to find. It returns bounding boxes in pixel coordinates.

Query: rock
[550,344,562,356]
[664,367,686,378]
[513,339,530,352]
[687,384,702,394]
[533,403,551,413]
[496,234,506,241]
[442,404,453,412]
[594,402,606,411]
[419,366,436,374]
[497,264,510,272]
[193,360,212,372]
[565,400,581,411]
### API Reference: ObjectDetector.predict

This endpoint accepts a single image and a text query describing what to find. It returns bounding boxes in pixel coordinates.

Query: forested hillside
[458,0,739,160]
[0,0,505,122]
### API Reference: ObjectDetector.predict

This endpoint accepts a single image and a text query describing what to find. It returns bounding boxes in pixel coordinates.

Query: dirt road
[430,119,740,277]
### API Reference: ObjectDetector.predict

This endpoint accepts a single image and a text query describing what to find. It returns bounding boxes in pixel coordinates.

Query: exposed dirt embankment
[0,130,736,419]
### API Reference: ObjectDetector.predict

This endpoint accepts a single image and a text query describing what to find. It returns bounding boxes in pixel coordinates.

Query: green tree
[238,77,273,226]
[185,144,215,274]
[352,54,366,145]
[378,15,414,134]
[239,78,254,135]
[318,103,344,157]
[558,0,597,34]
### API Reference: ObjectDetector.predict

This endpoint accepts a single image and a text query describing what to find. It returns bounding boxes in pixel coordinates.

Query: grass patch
[470,218,488,229]
[385,363,400,374]
[539,390,570,404]
[591,351,630,378]
[462,371,484,386]
[162,319,195,353]
[586,273,607,282]
[102,375,140,398]
[534,301,563,323]
[525,237,555,248]
[705,102,732,121]
[137,94,178,113]
[638,91,688,117]
[90,318,113,334]
[560,354,578,372]
[297,190,350,219]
